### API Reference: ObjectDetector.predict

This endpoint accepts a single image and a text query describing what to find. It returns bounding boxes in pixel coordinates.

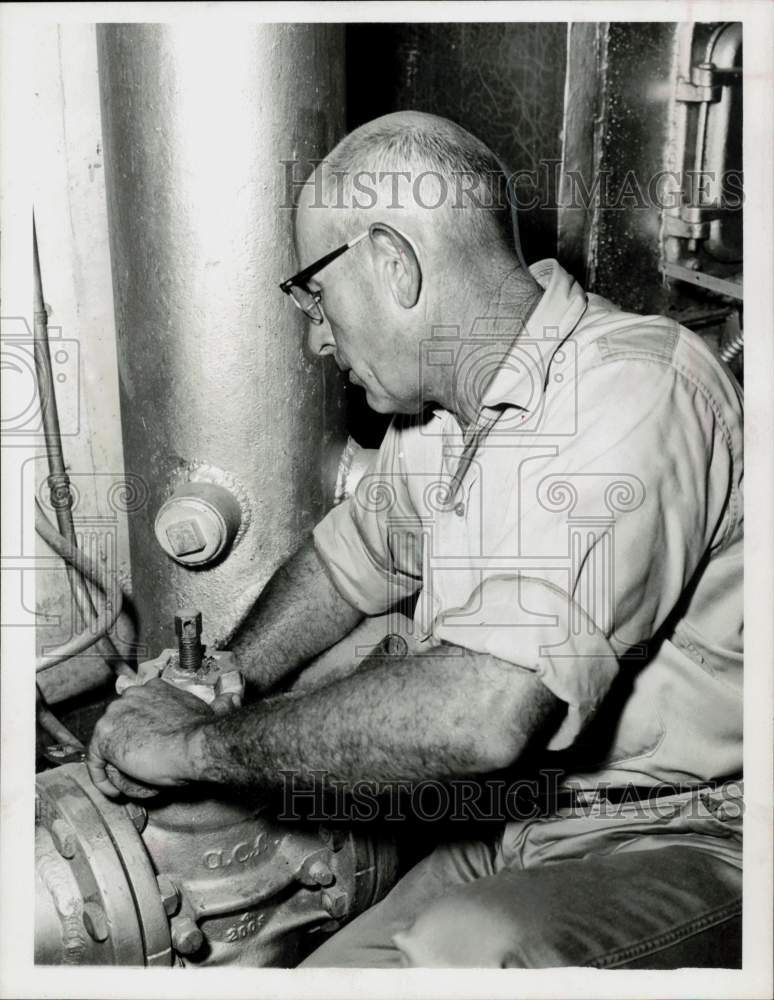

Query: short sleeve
[433,356,733,748]
[313,421,423,614]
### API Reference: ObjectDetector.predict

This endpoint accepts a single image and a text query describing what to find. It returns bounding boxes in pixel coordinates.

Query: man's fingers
[86,748,122,799]
[104,763,160,800]
[210,693,241,716]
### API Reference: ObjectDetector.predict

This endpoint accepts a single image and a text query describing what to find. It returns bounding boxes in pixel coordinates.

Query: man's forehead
[295,184,335,256]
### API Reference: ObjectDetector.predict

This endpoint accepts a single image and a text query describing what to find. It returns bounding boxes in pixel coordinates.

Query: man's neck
[433,262,544,428]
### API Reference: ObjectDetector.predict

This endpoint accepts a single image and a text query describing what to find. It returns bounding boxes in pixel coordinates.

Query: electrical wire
[33,215,136,679]
[36,687,84,750]
[35,498,132,673]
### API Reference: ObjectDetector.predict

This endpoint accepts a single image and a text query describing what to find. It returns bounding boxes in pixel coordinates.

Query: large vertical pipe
[97,24,346,654]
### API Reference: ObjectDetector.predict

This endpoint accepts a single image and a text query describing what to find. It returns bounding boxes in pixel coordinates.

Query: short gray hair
[320,112,518,252]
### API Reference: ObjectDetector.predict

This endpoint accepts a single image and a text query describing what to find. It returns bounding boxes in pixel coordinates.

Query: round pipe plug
[155,482,242,567]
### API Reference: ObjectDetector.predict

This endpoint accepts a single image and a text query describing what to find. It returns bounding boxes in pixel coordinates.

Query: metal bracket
[662,262,743,300]
[675,61,740,104]
[663,205,737,241]
[663,212,710,241]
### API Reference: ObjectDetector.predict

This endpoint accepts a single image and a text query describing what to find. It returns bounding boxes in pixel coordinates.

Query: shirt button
[454,502,466,517]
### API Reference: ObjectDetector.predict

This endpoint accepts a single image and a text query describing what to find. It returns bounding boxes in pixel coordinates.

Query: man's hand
[87,679,214,799]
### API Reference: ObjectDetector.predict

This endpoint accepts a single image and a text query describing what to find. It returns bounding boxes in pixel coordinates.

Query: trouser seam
[585,898,743,969]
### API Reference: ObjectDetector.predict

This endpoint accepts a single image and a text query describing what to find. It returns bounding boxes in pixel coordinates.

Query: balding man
[89,112,743,968]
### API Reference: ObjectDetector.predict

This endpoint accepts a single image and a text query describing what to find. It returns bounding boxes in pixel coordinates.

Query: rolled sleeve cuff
[313,500,418,616]
[432,574,620,750]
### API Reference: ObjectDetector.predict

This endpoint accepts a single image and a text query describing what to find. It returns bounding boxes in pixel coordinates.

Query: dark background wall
[344,23,569,445]
[346,23,568,262]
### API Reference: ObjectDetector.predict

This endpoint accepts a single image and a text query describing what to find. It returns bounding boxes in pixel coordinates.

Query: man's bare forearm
[190,645,560,790]
[229,537,364,693]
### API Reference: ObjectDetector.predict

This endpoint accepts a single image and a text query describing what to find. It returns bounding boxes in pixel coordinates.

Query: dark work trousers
[301,784,742,969]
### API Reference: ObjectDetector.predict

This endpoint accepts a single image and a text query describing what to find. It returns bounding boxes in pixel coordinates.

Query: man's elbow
[473,677,562,773]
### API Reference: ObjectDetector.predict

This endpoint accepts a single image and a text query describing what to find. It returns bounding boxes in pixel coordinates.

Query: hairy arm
[229,536,365,693]
[196,644,559,788]
[87,643,560,798]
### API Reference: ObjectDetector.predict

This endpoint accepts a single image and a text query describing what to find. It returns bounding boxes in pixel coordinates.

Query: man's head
[292,111,532,416]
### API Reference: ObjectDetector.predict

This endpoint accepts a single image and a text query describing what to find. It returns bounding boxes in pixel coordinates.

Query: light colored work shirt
[314,259,743,786]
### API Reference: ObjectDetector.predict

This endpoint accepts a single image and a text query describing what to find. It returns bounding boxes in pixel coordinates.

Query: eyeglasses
[279,230,369,324]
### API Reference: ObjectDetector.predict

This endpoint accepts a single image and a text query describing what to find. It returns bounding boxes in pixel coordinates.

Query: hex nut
[125,802,148,833]
[82,901,109,943]
[321,887,349,919]
[157,875,181,917]
[301,857,335,887]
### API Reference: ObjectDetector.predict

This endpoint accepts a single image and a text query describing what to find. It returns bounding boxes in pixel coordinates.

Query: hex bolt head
[125,801,148,833]
[171,915,204,956]
[51,818,77,859]
[157,875,181,917]
[321,887,349,920]
[301,857,335,887]
[82,901,109,942]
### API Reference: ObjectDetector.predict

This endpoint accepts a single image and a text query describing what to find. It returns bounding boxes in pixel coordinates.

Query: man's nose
[306,317,337,358]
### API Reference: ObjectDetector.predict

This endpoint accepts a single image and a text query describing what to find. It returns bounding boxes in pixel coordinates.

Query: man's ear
[368,222,422,309]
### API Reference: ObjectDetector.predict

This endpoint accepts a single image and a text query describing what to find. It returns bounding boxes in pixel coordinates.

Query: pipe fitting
[174,608,204,672]
[155,482,241,567]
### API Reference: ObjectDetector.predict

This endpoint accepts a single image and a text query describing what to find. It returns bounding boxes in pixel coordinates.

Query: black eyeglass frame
[279,230,369,324]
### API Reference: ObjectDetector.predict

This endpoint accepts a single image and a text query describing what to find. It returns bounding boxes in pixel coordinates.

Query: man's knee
[392,883,567,968]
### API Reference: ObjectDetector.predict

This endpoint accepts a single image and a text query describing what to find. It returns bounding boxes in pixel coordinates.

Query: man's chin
[364,392,393,414]
[364,390,422,416]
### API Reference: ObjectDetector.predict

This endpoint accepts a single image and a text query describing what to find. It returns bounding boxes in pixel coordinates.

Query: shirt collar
[479,258,588,411]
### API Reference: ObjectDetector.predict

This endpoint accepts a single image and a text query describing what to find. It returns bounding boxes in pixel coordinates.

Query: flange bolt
[171,915,204,956]
[301,857,335,887]
[321,887,349,919]
[82,902,109,942]
[51,818,77,859]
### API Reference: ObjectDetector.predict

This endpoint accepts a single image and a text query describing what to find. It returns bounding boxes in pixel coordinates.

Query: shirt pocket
[672,619,743,692]
[564,666,667,768]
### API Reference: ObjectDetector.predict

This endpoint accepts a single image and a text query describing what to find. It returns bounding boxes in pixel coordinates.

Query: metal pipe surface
[97,24,347,652]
